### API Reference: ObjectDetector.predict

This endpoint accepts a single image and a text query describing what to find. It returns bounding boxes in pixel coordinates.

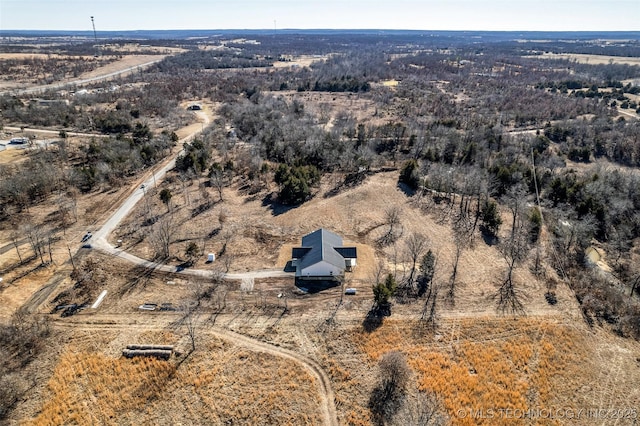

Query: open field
[531,53,640,66]
[11,285,639,425]
[24,334,322,425]
[0,146,28,164]
[273,55,327,68]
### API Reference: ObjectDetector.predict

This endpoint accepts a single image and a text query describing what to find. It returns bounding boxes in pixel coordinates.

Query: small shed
[207,253,215,262]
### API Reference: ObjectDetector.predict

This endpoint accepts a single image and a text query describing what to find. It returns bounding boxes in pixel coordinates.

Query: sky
[1,0,639,32]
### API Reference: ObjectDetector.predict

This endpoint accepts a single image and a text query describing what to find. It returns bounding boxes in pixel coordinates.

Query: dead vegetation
[25,334,322,426]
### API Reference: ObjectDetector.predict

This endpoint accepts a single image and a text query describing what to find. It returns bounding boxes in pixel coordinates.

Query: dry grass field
[531,53,640,66]
[346,317,640,425]
[273,55,328,69]
[114,168,577,319]
[22,330,322,425]
[0,146,28,164]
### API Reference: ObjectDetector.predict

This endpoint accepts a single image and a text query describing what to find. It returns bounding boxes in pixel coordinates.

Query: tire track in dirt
[52,317,339,426]
[210,327,339,426]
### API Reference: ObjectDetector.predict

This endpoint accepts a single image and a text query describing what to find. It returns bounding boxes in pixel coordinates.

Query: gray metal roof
[292,247,311,259]
[297,229,346,272]
[335,247,357,259]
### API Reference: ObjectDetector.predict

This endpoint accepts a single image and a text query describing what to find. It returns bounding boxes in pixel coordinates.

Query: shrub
[398,159,420,190]
[274,164,320,205]
[480,199,502,237]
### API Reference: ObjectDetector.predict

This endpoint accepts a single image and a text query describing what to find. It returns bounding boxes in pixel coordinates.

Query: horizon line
[2,28,640,33]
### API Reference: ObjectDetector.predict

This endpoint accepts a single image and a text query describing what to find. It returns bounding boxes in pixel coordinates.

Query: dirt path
[53,315,339,426]
[209,327,338,426]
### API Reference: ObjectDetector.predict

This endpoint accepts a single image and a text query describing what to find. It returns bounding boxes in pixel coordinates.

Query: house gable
[291,229,358,280]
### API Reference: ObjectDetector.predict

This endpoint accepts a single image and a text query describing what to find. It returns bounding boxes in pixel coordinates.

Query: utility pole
[90,16,99,57]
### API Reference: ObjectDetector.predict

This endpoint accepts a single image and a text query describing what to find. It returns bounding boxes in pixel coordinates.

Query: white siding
[301,260,343,278]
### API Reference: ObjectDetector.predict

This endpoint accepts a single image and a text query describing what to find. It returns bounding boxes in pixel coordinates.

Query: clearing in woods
[531,52,640,66]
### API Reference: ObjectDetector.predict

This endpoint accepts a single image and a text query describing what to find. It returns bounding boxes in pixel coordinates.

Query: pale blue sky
[1,0,638,31]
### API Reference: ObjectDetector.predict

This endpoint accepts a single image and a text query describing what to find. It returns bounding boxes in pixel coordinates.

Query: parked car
[138,303,158,311]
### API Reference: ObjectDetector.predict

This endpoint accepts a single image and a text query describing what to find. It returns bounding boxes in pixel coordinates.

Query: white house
[291,229,357,281]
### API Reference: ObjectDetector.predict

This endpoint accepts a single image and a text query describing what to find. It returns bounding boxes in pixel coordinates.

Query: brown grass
[0,147,28,164]
[533,53,640,66]
[349,317,640,425]
[27,335,322,425]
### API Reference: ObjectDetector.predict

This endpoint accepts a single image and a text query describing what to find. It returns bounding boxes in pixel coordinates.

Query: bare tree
[55,194,73,235]
[495,197,529,314]
[208,163,226,202]
[46,229,56,264]
[149,213,176,259]
[9,230,23,263]
[67,188,79,222]
[378,206,403,247]
[184,307,198,353]
[447,215,473,305]
[502,183,527,240]
[179,172,192,207]
[404,233,428,293]
[22,223,47,264]
[420,253,439,329]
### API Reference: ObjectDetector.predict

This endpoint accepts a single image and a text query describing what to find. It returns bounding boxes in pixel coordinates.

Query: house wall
[300,261,343,279]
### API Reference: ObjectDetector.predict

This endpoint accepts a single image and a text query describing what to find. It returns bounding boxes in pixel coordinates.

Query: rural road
[2,126,111,139]
[2,58,164,96]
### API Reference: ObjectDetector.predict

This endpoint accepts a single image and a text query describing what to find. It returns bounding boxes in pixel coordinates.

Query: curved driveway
[91,110,292,281]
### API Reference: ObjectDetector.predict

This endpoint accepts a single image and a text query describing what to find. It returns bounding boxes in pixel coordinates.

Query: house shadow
[283,261,296,273]
[262,193,297,216]
[294,278,341,294]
